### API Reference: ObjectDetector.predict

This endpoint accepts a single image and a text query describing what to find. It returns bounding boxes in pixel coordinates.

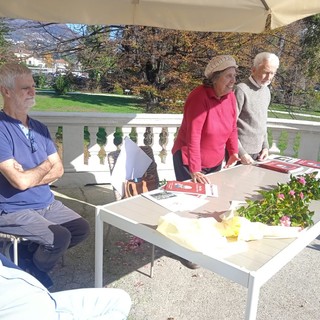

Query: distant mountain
[4,18,77,53]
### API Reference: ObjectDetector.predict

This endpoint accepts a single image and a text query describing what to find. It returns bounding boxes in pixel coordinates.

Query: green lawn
[30,91,320,122]
[33,92,145,113]
[269,103,320,122]
[269,106,320,122]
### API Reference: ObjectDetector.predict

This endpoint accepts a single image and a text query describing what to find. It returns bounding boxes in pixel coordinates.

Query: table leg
[150,244,155,278]
[245,274,261,320]
[95,206,104,288]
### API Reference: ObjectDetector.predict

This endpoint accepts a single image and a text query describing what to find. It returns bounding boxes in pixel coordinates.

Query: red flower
[280,216,291,227]
[298,177,306,185]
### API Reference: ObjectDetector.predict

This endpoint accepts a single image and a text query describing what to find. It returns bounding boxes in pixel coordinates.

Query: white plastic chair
[0,232,22,265]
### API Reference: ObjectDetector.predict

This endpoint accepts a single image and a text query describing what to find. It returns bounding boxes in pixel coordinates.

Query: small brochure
[256,160,304,174]
[266,155,320,171]
[163,180,218,197]
[293,159,320,169]
[269,155,298,163]
[142,189,208,212]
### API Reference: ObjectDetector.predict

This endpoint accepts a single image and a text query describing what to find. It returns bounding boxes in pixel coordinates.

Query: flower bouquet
[236,172,320,228]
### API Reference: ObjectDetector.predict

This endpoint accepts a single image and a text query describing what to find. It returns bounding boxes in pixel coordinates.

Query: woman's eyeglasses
[28,129,38,153]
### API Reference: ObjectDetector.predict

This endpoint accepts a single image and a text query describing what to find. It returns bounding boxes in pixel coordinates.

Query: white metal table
[95,165,320,320]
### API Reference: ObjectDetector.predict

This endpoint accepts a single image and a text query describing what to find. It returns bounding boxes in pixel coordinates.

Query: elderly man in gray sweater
[235,52,280,164]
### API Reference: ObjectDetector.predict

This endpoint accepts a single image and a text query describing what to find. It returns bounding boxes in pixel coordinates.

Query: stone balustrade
[30,112,320,187]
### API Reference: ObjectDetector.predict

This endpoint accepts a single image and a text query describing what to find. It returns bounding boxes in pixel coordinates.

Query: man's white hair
[0,63,32,89]
[253,52,279,69]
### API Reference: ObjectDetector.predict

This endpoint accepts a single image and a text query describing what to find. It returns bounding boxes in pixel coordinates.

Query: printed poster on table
[163,180,218,197]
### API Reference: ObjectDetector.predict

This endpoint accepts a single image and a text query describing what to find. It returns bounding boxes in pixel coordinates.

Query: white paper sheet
[111,137,152,198]
[142,189,208,212]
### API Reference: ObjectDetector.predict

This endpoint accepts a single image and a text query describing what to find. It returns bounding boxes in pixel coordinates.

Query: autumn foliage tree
[300,14,320,81]
[0,19,15,65]
[16,18,319,113]
[111,23,306,112]
[75,25,119,92]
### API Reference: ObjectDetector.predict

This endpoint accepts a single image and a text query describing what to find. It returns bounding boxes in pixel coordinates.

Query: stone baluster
[268,129,281,155]
[104,126,117,153]
[122,127,132,142]
[87,125,101,166]
[158,127,177,164]
[136,126,146,146]
[284,130,297,157]
[165,127,178,154]
[151,126,163,159]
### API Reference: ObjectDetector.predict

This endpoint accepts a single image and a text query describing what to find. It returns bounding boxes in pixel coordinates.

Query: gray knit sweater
[235,77,270,157]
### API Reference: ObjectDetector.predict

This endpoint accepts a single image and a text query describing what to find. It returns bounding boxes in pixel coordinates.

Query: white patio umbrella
[1,0,320,33]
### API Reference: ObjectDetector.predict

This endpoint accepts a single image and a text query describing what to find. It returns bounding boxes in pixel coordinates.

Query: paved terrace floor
[49,184,320,320]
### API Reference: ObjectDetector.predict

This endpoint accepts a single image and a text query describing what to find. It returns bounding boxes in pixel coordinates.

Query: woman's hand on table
[191,172,210,184]
[240,153,254,165]
[258,148,269,161]
[224,153,241,168]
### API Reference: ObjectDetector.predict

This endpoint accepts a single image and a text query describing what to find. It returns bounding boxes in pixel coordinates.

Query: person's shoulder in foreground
[0,253,131,320]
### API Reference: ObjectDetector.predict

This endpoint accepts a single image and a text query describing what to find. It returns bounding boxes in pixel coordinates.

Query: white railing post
[62,124,85,172]
[165,127,178,154]
[268,129,281,155]
[122,127,132,140]
[136,126,146,146]
[87,125,101,167]
[284,130,297,157]
[151,126,163,160]
[105,126,117,153]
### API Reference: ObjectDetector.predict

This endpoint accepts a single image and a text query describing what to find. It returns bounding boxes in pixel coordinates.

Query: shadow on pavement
[50,184,175,292]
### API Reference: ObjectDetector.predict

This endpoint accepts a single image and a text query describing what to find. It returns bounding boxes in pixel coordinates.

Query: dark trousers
[33,218,90,272]
[173,150,222,181]
[0,200,90,273]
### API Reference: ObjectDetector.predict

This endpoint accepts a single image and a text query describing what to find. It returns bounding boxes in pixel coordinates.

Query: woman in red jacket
[172,55,240,183]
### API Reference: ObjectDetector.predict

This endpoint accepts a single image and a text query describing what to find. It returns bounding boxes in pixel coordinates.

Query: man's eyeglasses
[28,129,38,153]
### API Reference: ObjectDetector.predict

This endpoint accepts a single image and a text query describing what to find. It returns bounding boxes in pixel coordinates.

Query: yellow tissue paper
[218,209,265,241]
[157,202,302,255]
[157,212,227,253]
